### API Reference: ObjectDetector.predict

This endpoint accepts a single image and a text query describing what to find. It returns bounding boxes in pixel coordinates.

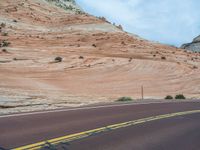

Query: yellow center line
[13,109,200,150]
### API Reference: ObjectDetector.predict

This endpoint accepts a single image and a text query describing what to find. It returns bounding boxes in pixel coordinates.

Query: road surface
[0,101,200,150]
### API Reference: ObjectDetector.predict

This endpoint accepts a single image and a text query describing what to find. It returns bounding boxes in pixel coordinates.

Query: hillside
[181,35,200,52]
[0,0,200,114]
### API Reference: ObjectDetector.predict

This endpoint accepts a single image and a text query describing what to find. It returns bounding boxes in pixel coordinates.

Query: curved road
[0,101,200,150]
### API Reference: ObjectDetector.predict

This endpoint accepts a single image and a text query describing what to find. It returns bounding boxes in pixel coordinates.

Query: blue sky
[76,0,200,46]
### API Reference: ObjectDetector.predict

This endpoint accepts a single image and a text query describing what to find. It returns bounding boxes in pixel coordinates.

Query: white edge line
[0,101,199,118]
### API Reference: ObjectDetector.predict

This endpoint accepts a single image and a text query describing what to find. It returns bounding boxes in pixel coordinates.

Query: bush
[161,56,166,60]
[0,23,6,28]
[175,94,186,99]
[0,40,10,47]
[129,57,133,62]
[2,49,8,53]
[92,44,97,47]
[117,97,133,102]
[79,56,84,59]
[98,16,107,22]
[193,66,198,69]
[165,95,173,100]
[2,32,8,36]
[54,56,62,62]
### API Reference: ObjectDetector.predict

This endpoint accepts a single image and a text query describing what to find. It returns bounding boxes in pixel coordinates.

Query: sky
[76,0,200,46]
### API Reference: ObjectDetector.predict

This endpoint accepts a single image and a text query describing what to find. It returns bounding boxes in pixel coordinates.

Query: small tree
[175,94,186,99]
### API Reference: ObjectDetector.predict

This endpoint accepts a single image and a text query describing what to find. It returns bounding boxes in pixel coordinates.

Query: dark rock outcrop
[181,35,200,52]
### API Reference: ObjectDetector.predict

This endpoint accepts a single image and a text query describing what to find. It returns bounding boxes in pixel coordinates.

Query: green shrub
[165,95,173,99]
[117,97,133,102]
[175,94,186,99]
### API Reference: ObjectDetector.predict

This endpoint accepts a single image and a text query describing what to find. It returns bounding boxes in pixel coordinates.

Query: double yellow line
[14,109,200,150]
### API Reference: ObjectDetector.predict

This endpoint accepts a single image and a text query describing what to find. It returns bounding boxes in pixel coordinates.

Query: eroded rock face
[181,35,200,52]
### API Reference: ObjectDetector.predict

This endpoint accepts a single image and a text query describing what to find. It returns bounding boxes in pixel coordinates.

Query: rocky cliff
[181,35,200,52]
[0,0,200,114]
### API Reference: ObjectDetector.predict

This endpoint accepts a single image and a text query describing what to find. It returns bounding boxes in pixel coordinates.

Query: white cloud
[76,0,200,46]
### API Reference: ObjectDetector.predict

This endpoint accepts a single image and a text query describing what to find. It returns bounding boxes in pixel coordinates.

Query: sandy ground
[0,0,200,114]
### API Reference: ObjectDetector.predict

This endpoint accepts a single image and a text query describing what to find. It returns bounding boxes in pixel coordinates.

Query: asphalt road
[66,113,200,150]
[0,101,200,150]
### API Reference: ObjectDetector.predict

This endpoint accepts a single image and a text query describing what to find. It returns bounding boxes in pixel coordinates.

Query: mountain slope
[0,0,200,114]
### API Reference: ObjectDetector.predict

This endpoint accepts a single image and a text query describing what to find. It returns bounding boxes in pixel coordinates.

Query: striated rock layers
[0,0,200,113]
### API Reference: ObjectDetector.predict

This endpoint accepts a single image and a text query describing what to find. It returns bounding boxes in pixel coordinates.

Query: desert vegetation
[79,56,84,59]
[165,95,173,99]
[54,56,63,63]
[193,66,198,69]
[0,23,6,28]
[165,94,186,100]
[92,44,97,47]
[161,56,166,60]
[1,49,8,53]
[0,40,10,47]
[1,32,8,36]
[175,94,186,99]
[117,97,133,102]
